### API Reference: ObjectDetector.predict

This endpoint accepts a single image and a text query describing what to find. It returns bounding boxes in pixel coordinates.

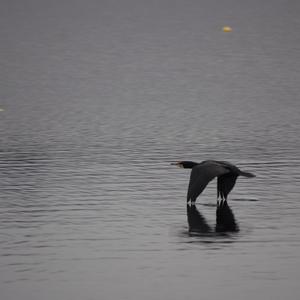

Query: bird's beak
[170,162,182,168]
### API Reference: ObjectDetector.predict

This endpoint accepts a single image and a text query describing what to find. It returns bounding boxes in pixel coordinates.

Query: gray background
[1,0,300,299]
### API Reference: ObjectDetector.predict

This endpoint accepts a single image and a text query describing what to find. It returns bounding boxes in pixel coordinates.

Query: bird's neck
[182,161,198,169]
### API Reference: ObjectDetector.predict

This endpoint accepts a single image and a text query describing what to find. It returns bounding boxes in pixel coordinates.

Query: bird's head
[171,161,198,169]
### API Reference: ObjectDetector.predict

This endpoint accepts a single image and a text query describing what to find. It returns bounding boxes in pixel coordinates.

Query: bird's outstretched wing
[187,161,229,202]
[217,173,238,200]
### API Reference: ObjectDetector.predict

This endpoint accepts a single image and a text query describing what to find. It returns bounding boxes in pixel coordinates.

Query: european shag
[171,160,255,204]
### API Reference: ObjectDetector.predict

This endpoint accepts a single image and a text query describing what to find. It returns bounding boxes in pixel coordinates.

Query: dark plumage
[171,160,255,204]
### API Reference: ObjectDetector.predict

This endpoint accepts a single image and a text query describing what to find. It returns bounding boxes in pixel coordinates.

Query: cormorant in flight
[172,160,255,204]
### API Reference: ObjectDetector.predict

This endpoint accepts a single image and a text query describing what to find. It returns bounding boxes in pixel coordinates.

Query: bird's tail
[240,171,255,178]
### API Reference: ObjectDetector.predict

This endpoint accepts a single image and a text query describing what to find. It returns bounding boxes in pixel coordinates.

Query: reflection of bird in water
[216,200,239,232]
[187,204,211,233]
[172,160,255,204]
[187,202,239,233]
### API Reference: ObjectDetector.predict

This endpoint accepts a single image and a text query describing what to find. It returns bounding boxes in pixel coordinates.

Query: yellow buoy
[0,108,4,112]
[222,26,232,32]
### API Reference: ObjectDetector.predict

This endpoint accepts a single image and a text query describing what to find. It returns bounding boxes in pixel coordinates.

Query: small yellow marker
[222,26,232,32]
[0,108,4,112]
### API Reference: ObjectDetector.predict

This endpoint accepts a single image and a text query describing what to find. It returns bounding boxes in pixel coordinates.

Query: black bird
[171,160,255,204]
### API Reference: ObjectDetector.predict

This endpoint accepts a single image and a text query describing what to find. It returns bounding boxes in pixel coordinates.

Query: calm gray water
[1,0,300,299]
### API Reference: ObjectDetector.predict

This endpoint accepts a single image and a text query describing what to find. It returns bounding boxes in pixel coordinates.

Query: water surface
[1,1,300,299]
